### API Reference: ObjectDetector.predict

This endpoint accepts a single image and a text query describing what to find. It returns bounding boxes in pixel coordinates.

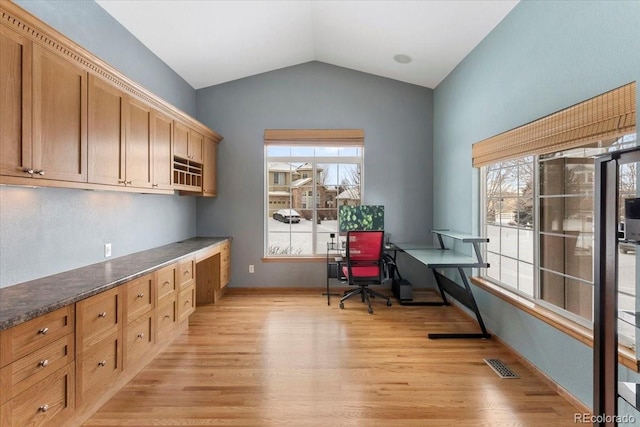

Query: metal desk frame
[395,229,491,339]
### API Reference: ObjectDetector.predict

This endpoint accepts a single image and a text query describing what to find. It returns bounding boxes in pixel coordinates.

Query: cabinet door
[173,121,190,159]
[32,44,87,182]
[151,111,173,190]
[202,136,218,197]
[0,26,32,178]
[189,129,204,163]
[87,74,125,186]
[125,97,152,188]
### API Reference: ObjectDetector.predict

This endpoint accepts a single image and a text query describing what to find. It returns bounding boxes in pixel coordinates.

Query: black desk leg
[427,268,491,340]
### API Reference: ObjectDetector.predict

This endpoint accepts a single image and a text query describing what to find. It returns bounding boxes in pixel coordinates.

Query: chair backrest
[344,231,385,283]
[346,230,384,263]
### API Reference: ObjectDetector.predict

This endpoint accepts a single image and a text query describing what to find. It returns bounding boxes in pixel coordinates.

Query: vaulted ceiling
[95,0,518,90]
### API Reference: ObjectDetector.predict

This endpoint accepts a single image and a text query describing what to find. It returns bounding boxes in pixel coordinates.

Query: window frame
[264,147,364,259]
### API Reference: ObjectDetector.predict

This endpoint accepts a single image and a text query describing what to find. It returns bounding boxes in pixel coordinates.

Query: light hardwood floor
[85,288,583,426]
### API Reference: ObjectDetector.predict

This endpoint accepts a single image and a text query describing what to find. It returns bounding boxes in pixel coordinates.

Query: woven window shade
[472,82,636,167]
[264,129,364,146]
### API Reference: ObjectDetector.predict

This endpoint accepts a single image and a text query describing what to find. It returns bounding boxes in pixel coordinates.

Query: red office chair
[339,230,392,314]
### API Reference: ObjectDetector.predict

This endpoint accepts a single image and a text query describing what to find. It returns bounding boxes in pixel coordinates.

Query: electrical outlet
[104,243,112,258]
[249,264,254,273]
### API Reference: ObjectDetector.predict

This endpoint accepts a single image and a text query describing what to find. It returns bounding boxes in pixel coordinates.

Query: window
[475,82,637,350]
[264,129,364,257]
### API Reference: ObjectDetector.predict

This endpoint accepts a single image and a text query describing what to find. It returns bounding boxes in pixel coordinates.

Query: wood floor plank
[85,289,583,426]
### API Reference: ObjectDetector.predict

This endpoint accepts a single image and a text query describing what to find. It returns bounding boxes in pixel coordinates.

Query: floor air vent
[484,358,519,379]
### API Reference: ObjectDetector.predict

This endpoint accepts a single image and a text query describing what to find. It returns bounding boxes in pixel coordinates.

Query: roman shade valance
[472,82,636,167]
[264,129,364,146]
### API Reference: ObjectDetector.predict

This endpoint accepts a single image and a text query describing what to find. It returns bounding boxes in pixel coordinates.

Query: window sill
[470,276,639,372]
[261,256,326,263]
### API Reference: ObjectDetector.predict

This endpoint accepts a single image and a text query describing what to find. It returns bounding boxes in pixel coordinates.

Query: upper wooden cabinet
[1,26,87,182]
[0,25,31,178]
[151,111,174,190]
[32,44,88,182]
[0,1,222,194]
[88,76,153,189]
[87,74,125,186]
[202,136,218,197]
[173,122,203,163]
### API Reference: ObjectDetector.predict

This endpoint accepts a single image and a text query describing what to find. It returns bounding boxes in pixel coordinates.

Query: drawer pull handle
[184,300,191,305]
[98,360,107,367]
[164,315,171,320]
[38,359,49,368]
[163,281,170,286]
[137,332,145,339]
[38,404,49,413]
[183,270,190,275]
[98,312,107,318]
[137,293,145,298]
[38,327,49,335]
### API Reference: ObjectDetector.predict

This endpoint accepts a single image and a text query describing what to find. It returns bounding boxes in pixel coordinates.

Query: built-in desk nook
[0,237,231,427]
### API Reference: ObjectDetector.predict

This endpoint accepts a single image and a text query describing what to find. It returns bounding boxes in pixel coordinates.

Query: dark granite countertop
[0,237,230,331]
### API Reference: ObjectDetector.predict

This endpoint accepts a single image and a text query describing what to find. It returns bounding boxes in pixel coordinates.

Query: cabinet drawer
[76,332,120,406]
[0,362,74,427]
[125,274,153,323]
[177,284,195,323]
[0,305,75,367]
[155,263,176,306]
[155,297,177,343]
[125,312,153,367]
[0,334,74,405]
[76,287,121,352]
[177,256,195,289]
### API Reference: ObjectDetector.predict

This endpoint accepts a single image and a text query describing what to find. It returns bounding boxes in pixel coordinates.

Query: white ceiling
[95,0,518,90]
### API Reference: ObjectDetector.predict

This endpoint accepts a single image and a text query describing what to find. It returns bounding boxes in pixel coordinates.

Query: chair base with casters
[339,285,392,314]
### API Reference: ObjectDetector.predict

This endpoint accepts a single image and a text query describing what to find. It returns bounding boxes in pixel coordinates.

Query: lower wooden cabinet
[75,331,121,407]
[0,240,233,425]
[124,311,154,369]
[177,284,196,323]
[0,362,75,427]
[156,297,177,343]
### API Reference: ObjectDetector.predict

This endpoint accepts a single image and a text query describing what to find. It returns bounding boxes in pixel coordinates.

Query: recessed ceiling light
[393,54,412,64]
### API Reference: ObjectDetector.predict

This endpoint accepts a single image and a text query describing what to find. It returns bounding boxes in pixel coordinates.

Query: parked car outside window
[273,209,301,223]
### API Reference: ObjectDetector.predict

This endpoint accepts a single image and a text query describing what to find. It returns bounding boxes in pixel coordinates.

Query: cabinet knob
[137,293,144,299]
[152,184,159,187]
[98,312,107,318]
[38,404,49,413]
[35,169,45,176]
[118,179,126,184]
[98,360,107,367]
[38,327,49,335]
[23,168,34,175]
[38,359,49,367]
[137,332,145,339]
[125,180,132,185]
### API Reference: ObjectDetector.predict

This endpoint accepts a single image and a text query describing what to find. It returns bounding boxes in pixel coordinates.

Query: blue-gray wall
[195,61,434,288]
[433,0,640,413]
[0,1,199,288]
